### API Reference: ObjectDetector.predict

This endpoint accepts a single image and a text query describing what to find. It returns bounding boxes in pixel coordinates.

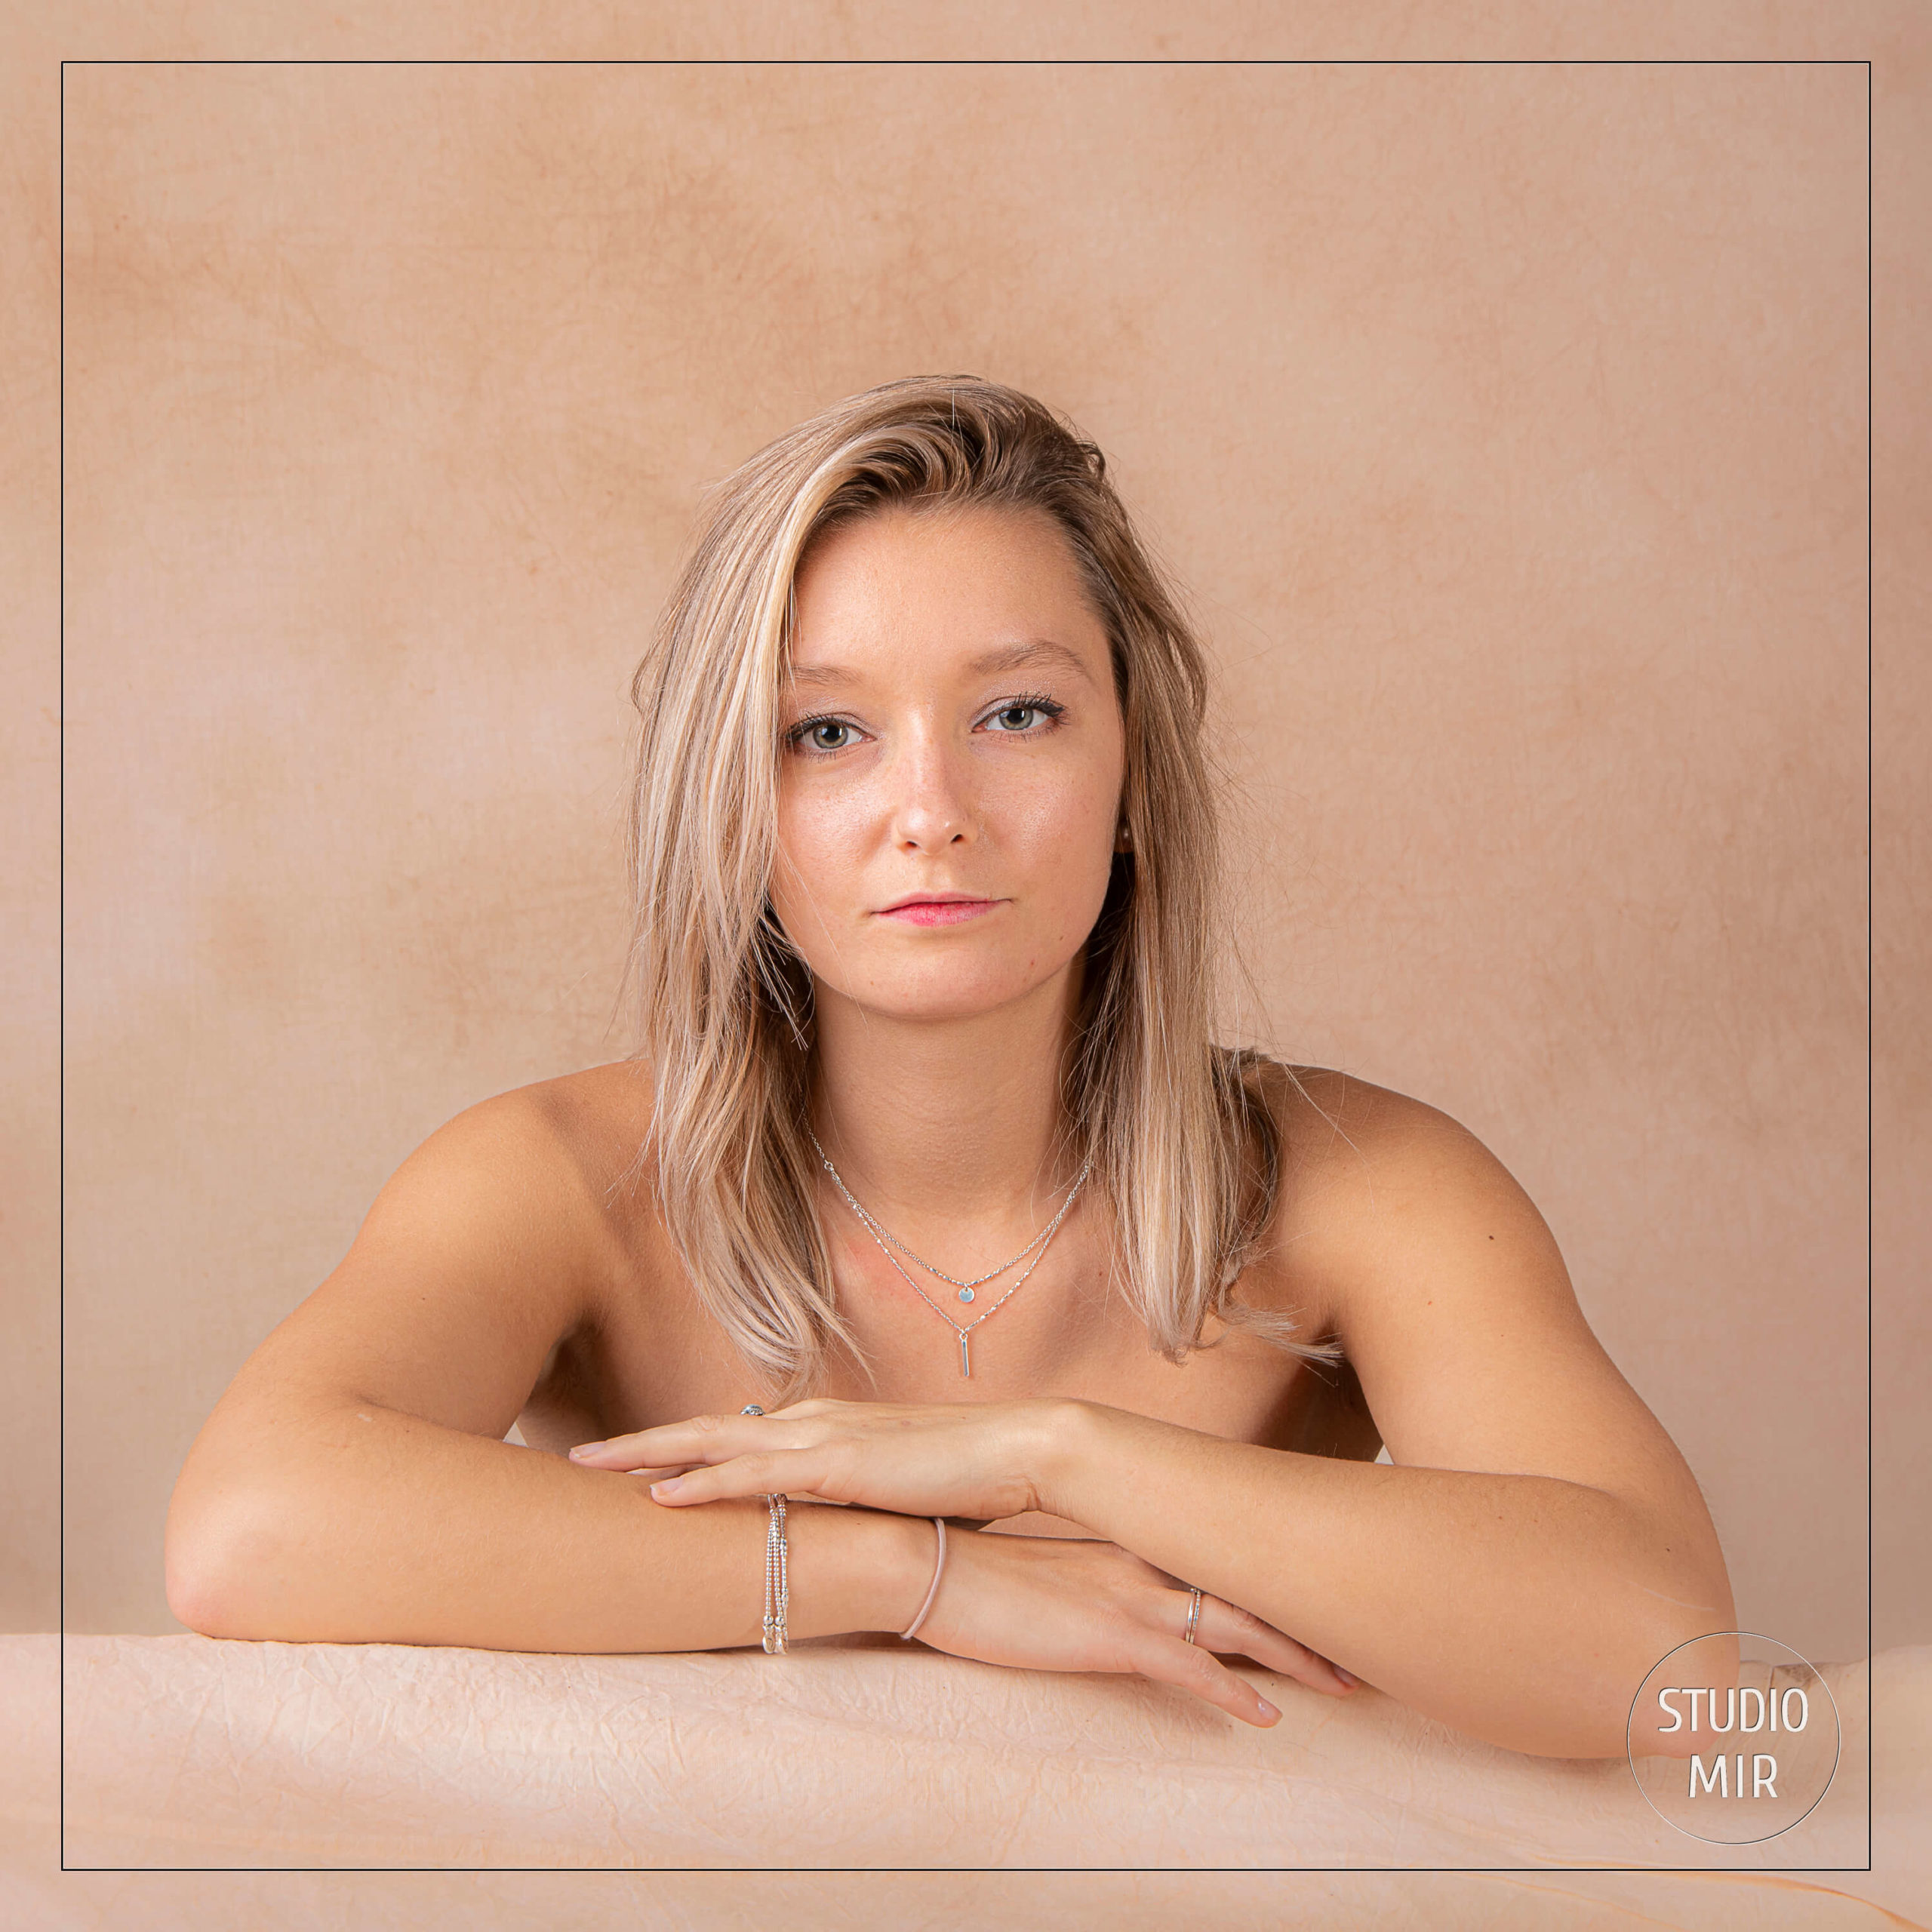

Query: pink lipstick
[876,897,1002,927]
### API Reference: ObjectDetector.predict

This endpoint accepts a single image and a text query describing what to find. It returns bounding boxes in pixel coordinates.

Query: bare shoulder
[460,1058,673,1312]
[1243,1062,1476,1321]
[1258,1062,1521,1249]
[1255,1063,1712,1529]
[218,1061,665,1438]
[1255,1062,1576,1337]
[1260,1061,1460,1171]
[510,1057,662,1206]
[374,1058,660,1267]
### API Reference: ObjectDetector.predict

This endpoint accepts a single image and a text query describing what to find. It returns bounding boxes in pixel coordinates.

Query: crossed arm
[166,1074,1734,1761]
[571,1087,1737,1760]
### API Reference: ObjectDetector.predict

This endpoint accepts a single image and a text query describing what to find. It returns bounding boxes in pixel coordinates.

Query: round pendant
[958,1287,975,1303]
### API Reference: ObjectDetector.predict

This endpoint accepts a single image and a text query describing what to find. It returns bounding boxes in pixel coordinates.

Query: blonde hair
[620,376,1341,1399]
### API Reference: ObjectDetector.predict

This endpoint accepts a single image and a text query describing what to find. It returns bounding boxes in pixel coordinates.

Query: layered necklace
[807,1127,1094,1378]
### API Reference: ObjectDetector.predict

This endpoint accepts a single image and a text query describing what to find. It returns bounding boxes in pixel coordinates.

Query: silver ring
[1183,1587,1203,1645]
[740,1404,765,1417]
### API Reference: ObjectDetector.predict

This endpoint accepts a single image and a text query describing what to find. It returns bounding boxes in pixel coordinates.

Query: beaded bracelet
[740,1405,789,1654]
[760,1491,789,1654]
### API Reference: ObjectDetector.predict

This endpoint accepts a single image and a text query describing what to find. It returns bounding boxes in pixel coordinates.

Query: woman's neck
[805,963,1089,1258]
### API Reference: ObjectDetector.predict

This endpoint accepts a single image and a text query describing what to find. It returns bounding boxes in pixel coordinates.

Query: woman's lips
[876,899,1002,928]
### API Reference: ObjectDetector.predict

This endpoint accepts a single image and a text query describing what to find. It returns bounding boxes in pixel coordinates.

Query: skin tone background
[2,10,1923,1678]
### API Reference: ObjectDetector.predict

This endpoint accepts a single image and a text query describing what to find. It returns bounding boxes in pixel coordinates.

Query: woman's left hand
[567,1396,1075,1523]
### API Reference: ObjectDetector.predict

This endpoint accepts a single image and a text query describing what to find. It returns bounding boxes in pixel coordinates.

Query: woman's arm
[171,1397,938,1652]
[165,1080,1331,1728]
[1040,1080,1737,1758]
[1041,1415,1724,1760]
[606,1078,1734,1757]
[165,1086,931,1651]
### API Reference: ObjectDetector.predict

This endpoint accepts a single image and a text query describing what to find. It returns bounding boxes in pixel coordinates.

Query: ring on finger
[1183,1586,1203,1646]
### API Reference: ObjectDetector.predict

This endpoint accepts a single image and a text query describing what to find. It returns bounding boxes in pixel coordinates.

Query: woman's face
[771,503,1128,1026]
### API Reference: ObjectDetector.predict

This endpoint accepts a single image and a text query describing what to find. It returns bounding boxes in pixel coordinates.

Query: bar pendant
[959,1329,971,1377]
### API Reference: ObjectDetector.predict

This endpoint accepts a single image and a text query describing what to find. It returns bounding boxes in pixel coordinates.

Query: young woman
[165,377,1734,1758]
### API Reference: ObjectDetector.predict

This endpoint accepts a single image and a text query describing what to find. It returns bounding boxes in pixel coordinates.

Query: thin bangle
[899,1517,948,1641]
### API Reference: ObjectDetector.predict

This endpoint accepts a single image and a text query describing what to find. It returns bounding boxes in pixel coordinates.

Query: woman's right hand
[905,1524,1356,1728]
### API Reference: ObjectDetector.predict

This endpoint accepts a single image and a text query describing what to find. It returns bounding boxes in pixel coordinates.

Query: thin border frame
[56,53,1870,1878]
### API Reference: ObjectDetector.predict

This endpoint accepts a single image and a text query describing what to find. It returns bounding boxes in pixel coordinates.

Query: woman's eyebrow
[785,638,1097,695]
[785,662,857,693]
[966,638,1095,685]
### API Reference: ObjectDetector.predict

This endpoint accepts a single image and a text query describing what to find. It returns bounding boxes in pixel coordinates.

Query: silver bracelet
[741,1405,789,1655]
[761,1491,789,1654]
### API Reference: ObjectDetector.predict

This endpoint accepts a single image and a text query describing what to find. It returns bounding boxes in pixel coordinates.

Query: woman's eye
[789,698,1060,755]
[984,701,1061,734]
[786,717,860,754]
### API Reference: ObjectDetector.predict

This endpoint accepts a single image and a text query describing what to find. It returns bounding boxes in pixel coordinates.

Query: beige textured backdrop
[14,26,1921,1662]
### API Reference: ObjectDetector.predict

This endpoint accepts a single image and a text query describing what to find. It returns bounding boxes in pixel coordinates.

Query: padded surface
[4,1635,1925,1927]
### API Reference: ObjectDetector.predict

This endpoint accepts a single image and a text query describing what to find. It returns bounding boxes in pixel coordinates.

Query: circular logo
[1626,1631,1840,1844]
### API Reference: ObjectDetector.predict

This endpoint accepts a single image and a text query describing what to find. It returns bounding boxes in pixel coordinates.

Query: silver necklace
[807,1127,1094,1378]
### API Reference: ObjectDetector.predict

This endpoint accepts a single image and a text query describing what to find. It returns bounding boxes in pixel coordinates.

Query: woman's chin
[837,971,1063,1027]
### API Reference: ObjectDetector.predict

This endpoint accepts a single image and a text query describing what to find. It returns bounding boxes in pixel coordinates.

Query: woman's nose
[886,735,976,851]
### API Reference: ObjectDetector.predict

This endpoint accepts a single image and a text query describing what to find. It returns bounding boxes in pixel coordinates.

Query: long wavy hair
[619,376,1341,1400]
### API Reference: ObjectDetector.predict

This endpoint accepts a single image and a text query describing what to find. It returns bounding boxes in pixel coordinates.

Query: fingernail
[1334,1667,1358,1689]
[569,1443,606,1460]
[648,1478,684,1499]
[1256,1697,1280,1721]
